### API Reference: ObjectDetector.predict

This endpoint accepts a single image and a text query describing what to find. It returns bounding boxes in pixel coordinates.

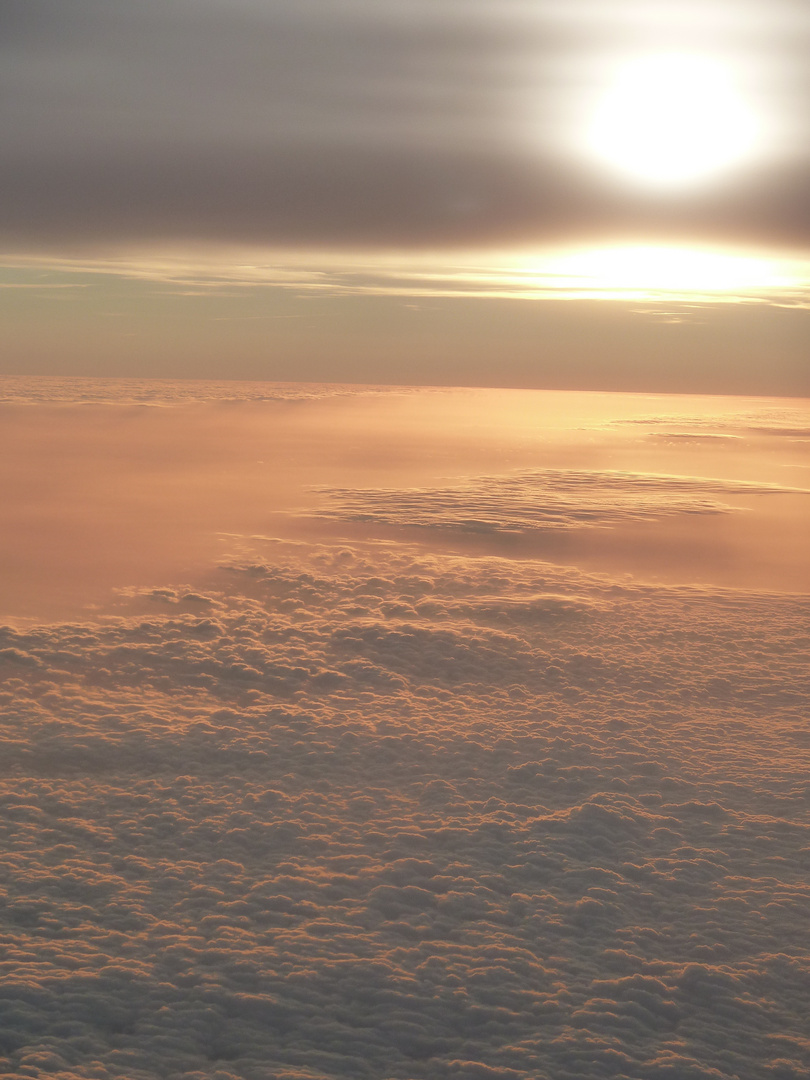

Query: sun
[586,54,760,189]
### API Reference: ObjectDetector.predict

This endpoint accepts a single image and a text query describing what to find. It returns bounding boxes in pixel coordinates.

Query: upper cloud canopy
[1,0,808,251]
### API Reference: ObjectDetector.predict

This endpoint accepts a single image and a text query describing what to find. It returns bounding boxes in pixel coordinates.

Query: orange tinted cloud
[2,539,809,1079]
[1,382,809,1079]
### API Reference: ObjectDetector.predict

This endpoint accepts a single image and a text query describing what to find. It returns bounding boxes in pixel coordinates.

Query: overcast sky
[1,0,808,390]
[2,0,808,250]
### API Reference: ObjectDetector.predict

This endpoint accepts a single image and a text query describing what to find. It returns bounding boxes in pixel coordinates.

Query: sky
[1,6,810,1077]
[1,0,808,391]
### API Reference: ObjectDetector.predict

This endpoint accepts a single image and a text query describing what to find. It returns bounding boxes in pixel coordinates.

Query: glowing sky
[1,0,808,389]
[2,5,809,1073]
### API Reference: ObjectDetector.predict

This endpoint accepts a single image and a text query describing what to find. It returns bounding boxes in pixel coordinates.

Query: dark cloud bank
[1,0,808,251]
[2,539,809,1080]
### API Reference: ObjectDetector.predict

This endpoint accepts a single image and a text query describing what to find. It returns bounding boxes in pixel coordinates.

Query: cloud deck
[2,541,808,1080]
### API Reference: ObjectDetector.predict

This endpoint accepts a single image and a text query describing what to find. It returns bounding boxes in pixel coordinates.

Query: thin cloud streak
[3,248,809,308]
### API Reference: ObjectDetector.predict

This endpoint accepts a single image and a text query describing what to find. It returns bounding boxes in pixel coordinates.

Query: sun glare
[586,54,760,189]
[545,245,794,298]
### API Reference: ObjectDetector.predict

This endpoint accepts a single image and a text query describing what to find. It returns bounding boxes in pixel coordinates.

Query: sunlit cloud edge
[2,245,809,308]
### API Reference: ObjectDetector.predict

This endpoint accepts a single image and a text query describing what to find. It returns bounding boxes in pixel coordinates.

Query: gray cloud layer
[2,541,809,1079]
[1,0,808,251]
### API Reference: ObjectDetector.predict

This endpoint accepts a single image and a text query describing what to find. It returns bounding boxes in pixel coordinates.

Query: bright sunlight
[539,245,797,299]
[586,54,761,189]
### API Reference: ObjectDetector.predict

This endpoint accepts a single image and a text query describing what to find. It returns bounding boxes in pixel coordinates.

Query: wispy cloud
[315,468,809,534]
[3,245,809,307]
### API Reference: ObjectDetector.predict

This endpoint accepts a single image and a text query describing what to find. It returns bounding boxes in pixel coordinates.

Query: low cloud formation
[613,410,810,441]
[1,540,809,1079]
[1,0,808,251]
[317,469,806,533]
[0,375,423,406]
